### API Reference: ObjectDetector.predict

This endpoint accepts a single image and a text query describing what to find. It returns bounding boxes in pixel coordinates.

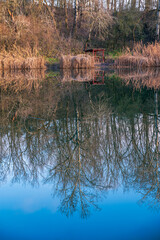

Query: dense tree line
[0,0,159,56]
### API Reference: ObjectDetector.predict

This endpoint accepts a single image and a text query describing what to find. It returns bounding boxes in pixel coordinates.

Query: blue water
[0,182,160,240]
[0,72,160,240]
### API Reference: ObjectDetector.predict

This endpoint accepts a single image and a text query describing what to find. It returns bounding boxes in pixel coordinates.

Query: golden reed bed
[0,56,45,71]
[115,42,160,68]
[60,54,95,69]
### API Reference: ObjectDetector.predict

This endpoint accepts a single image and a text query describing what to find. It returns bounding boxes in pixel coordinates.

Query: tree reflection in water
[132,90,160,210]
[0,70,160,218]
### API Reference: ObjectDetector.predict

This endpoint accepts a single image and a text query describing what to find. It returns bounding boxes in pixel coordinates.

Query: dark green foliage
[105,9,157,52]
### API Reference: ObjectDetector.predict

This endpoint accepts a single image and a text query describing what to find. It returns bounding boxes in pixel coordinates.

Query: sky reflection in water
[0,184,160,240]
[0,69,160,240]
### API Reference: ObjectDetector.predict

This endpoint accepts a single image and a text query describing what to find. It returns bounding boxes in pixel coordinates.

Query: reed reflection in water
[115,67,160,89]
[0,69,160,218]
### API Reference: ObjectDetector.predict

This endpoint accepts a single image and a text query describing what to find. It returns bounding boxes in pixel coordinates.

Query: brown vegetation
[0,56,45,71]
[0,0,159,62]
[0,1,84,59]
[115,42,160,68]
[60,54,95,69]
[0,46,46,71]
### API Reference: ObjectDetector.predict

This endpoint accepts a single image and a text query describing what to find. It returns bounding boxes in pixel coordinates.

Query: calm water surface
[0,69,160,240]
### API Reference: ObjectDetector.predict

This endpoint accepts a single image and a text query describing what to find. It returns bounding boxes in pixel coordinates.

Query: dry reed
[0,47,46,72]
[59,55,72,69]
[115,42,160,68]
[0,56,46,71]
[60,54,95,69]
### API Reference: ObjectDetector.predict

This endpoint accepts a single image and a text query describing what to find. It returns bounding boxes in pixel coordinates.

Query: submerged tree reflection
[132,90,160,210]
[0,72,160,217]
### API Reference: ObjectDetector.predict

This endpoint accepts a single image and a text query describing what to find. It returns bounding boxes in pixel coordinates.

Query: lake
[0,69,160,240]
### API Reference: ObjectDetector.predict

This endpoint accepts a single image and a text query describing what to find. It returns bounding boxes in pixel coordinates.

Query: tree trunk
[156,0,160,40]
[114,0,116,11]
[72,0,78,36]
[145,0,152,10]
[131,0,136,9]
[64,0,69,29]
